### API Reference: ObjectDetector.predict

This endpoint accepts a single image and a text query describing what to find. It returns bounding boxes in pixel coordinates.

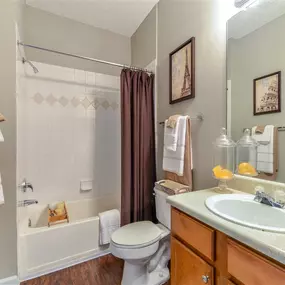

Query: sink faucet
[18,199,38,207]
[254,191,285,209]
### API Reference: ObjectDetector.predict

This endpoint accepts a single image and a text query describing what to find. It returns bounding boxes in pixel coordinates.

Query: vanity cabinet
[171,237,214,285]
[227,239,285,285]
[171,207,285,285]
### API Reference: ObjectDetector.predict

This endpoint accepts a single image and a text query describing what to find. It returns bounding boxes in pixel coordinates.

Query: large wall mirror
[227,0,285,183]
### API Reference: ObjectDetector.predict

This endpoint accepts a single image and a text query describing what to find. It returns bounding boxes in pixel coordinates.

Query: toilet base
[121,261,170,285]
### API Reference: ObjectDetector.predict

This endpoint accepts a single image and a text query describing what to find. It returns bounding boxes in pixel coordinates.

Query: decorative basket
[48,202,69,227]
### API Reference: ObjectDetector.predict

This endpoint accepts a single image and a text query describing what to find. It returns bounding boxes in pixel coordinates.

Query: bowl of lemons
[237,162,258,177]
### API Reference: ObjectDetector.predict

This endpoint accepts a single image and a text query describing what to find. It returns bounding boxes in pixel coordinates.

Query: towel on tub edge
[0,173,4,205]
[99,209,120,245]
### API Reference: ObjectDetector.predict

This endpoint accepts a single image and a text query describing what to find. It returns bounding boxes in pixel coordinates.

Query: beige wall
[131,6,157,67]
[156,0,227,190]
[23,6,131,76]
[229,13,285,182]
[0,0,18,279]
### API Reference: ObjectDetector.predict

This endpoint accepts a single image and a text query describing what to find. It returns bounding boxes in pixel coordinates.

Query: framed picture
[169,37,195,104]
[254,71,281,115]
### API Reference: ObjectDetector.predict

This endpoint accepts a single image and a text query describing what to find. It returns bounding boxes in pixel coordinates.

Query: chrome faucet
[254,191,285,209]
[18,199,38,207]
[19,179,34,192]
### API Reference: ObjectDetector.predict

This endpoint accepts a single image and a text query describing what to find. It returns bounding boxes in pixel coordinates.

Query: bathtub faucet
[19,179,34,192]
[18,200,38,207]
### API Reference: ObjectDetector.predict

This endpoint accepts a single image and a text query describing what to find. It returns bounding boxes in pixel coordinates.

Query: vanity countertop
[167,188,285,265]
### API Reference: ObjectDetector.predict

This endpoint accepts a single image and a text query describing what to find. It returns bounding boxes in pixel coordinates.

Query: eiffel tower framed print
[169,37,195,104]
[253,71,281,115]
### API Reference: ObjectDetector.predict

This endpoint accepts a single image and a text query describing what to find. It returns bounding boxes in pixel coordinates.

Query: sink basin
[205,194,285,233]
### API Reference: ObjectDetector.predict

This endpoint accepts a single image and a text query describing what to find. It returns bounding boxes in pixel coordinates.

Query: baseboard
[21,248,110,282]
[0,276,19,285]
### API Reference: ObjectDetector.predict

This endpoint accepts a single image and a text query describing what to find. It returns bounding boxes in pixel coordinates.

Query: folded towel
[164,116,181,151]
[257,127,278,181]
[99,209,120,245]
[0,113,5,122]
[0,128,4,142]
[252,125,274,174]
[163,116,187,176]
[165,117,193,189]
[0,174,4,205]
[252,125,272,144]
[166,115,180,129]
[155,180,190,195]
[255,126,265,134]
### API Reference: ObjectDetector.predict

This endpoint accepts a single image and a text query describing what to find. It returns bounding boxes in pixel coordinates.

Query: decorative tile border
[32,93,119,110]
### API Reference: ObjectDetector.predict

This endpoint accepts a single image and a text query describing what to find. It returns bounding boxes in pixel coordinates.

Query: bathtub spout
[18,199,38,207]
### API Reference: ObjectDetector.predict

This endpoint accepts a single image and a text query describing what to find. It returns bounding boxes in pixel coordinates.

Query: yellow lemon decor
[238,162,257,176]
[213,165,234,180]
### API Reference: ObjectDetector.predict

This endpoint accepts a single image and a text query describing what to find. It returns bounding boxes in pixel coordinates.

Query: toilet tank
[154,187,171,229]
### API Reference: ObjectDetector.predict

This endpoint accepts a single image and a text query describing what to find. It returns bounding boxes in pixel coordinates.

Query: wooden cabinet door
[228,239,285,285]
[171,237,214,285]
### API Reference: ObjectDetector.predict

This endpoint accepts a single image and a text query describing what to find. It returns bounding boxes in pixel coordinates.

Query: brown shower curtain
[120,69,156,226]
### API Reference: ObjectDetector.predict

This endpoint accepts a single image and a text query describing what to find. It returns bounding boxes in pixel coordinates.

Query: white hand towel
[163,116,187,176]
[164,116,181,151]
[0,128,4,142]
[0,173,4,205]
[252,125,274,173]
[252,126,271,144]
[99,209,120,245]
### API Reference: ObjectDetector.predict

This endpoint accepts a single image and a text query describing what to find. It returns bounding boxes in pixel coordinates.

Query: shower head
[22,58,39,74]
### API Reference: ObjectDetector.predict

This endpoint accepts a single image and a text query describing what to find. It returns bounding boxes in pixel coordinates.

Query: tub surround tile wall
[31,93,119,111]
[17,62,121,204]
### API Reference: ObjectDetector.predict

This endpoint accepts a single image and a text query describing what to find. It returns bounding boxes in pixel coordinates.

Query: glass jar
[236,128,258,177]
[212,128,236,192]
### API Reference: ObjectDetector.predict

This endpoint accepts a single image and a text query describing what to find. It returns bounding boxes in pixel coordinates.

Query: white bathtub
[18,197,120,281]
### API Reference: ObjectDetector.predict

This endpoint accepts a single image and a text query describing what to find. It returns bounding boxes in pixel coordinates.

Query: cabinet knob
[202,275,210,284]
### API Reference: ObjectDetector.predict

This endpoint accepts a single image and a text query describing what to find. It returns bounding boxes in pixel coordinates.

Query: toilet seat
[111,221,162,249]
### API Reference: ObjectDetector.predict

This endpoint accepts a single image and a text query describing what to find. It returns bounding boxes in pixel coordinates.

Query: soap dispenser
[212,128,236,193]
[236,128,258,177]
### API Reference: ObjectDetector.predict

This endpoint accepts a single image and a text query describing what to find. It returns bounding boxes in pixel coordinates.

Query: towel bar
[159,113,203,125]
[244,126,285,132]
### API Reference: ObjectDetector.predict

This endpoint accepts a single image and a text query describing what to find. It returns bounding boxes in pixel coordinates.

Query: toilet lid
[111,221,162,248]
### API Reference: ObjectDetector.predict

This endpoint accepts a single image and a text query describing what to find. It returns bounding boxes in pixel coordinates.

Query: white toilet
[110,187,171,285]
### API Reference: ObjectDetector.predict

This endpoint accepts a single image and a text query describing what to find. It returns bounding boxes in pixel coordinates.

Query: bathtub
[18,197,120,281]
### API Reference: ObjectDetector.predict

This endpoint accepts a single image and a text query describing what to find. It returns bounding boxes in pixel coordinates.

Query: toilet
[110,187,171,285]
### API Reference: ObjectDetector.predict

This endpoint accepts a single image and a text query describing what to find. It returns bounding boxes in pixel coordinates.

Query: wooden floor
[21,254,170,285]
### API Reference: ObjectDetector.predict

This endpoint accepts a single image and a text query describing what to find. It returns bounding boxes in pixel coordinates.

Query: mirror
[227,0,285,183]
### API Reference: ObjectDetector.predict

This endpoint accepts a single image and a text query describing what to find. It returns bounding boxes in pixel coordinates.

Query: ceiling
[228,0,285,39]
[25,0,159,37]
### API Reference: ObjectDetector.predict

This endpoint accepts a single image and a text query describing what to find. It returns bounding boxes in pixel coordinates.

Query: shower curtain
[120,69,156,226]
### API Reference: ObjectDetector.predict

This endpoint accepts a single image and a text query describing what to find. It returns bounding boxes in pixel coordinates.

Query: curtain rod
[17,41,154,74]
